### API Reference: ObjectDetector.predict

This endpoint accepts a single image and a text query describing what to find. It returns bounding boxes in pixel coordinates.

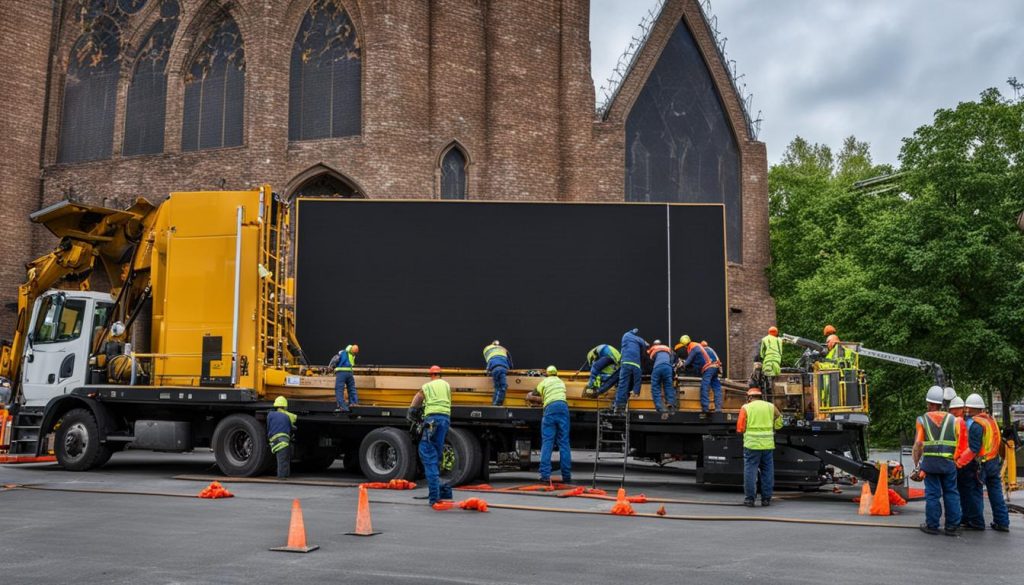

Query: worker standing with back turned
[736,387,782,506]
[267,396,297,480]
[960,394,1011,532]
[613,328,648,413]
[483,340,512,406]
[912,386,966,536]
[753,326,783,398]
[409,365,453,508]
[527,366,572,484]
[647,340,676,412]
[331,344,359,412]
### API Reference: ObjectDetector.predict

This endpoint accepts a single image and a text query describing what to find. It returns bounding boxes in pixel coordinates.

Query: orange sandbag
[387,479,417,490]
[197,481,233,499]
[585,488,607,496]
[458,484,494,491]
[457,497,489,512]
[560,487,585,497]
[626,494,647,503]
[432,501,454,511]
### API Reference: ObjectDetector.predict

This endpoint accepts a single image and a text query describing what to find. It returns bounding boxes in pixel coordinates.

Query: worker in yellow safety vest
[527,366,572,483]
[267,396,297,480]
[753,326,783,398]
[736,387,782,507]
[409,365,453,507]
[912,386,967,536]
[483,341,513,405]
[331,344,360,412]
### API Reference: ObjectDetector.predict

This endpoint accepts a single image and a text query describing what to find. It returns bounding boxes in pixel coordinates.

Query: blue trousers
[743,448,774,501]
[614,364,642,406]
[539,401,572,481]
[923,469,962,530]
[592,369,620,396]
[490,366,508,405]
[334,372,357,409]
[650,364,676,411]
[979,458,1011,528]
[958,462,983,527]
[700,367,722,411]
[418,414,452,504]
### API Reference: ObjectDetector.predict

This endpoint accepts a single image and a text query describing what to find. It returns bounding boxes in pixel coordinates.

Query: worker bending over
[483,340,512,406]
[584,343,620,398]
[676,335,722,415]
[527,366,572,484]
[331,344,359,412]
[267,396,297,480]
[647,340,676,412]
[614,329,648,412]
[753,326,783,397]
[912,386,966,536]
[736,387,782,506]
[409,365,453,507]
[959,394,1010,532]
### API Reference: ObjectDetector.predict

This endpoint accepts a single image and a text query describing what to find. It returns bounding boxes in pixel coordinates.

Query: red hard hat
[428,365,442,375]
[747,387,762,396]
[768,326,779,336]
[823,325,836,337]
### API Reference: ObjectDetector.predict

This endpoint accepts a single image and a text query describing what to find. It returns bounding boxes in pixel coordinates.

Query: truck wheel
[358,427,417,482]
[212,414,270,477]
[54,408,112,471]
[440,427,482,486]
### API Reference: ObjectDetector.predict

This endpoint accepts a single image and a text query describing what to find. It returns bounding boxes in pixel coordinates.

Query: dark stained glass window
[58,17,122,162]
[181,15,245,151]
[293,173,358,199]
[625,20,743,262]
[440,146,467,200]
[123,0,179,156]
[289,0,361,141]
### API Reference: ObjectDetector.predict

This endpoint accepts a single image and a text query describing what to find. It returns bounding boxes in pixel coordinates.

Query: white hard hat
[926,386,944,405]
[942,387,957,402]
[965,393,986,409]
[949,396,964,409]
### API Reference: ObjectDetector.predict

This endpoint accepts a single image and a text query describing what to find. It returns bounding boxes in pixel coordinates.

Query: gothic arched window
[181,15,245,151]
[292,173,359,200]
[58,17,121,162]
[289,0,361,141]
[440,145,467,200]
[123,0,180,156]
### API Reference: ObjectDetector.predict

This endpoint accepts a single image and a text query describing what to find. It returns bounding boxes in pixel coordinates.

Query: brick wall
[2,0,775,378]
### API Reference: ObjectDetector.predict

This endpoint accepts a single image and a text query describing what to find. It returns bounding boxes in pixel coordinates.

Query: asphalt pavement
[1,451,1021,585]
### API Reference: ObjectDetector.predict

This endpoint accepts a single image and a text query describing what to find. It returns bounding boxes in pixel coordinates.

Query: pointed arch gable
[285,163,366,202]
[437,141,470,200]
[179,9,246,151]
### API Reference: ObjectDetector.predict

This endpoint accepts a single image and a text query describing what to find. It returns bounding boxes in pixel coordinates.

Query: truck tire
[439,427,482,486]
[54,408,112,471]
[358,427,417,482]
[212,414,270,477]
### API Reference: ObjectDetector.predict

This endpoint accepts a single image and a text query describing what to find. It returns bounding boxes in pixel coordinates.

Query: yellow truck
[0,187,879,488]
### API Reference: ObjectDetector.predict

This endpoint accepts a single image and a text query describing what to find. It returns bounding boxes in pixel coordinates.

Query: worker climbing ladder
[591,405,630,489]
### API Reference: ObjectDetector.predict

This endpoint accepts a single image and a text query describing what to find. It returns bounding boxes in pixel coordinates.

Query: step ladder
[591,404,630,489]
[5,408,44,456]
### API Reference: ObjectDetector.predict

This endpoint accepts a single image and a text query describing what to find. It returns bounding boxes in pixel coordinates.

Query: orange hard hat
[350,344,360,354]
[826,334,839,348]
[428,365,442,375]
[768,326,779,336]
[823,325,836,337]
[747,387,762,396]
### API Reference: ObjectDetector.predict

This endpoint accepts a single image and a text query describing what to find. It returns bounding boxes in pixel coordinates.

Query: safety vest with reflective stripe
[587,345,621,372]
[483,344,509,363]
[647,344,673,368]
[760,335,782,366]
[919,411,958,459]
[334,346,356,372]
[973,412,1001,463]
[740,400,779,450]
[422,379,452,417]
[267,409,297,453]
[536,376,567,407]
[689,343,718,373]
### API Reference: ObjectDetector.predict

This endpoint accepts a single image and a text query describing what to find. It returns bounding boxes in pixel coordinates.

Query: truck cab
[20,290,114,407]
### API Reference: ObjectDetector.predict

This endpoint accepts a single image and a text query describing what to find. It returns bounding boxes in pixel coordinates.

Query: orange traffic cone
[857,482,873,515]
[346,485,381,536]
[869,463,891,516]
[270,499,319,553]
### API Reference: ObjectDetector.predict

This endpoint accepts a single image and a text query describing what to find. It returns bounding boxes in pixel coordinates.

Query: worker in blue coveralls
[647,340,676,412]
[267,396,298,480]
[330,344,359,412]
[613,328,648,412]
[527,366,572,484]
[584,343,621,398]
[676,335,722,415]
[483,340,512,405]
[408,365,454,508]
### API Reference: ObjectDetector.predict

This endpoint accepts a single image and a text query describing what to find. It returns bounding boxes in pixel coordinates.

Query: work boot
[991,523,1010,533]
[961,522,985,531]
[943,527,962,537]
[918,523,940,535]
[666,404,677,413]
[761,499,771,507]
[743,499,755,507]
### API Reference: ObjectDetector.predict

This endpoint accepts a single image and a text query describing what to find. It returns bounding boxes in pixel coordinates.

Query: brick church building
[0,0,773,376]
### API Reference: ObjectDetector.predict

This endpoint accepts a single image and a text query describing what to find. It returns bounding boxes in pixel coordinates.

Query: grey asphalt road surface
[1,451,1020,585]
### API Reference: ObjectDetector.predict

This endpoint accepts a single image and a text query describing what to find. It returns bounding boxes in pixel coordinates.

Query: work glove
[910,468,925,482]
[406,406,423,424]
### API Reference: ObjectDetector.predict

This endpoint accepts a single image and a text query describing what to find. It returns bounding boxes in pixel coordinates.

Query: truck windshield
[31,296,87,344]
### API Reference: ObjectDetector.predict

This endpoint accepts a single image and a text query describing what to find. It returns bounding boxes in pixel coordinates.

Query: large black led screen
[295,200,729,372]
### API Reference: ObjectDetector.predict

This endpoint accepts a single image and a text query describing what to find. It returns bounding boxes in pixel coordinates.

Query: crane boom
[850,345,947,387]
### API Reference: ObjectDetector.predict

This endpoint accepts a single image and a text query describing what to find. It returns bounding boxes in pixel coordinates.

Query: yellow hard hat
[273,396,288,408]
[546,365,558,376]
[679,335,691,346]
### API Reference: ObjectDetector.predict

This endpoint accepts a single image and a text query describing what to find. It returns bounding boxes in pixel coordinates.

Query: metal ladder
[6,408,44,456]
[591,404,630,489]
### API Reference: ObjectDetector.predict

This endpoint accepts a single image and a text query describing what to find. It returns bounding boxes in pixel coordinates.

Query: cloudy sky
[590,0,1024,165]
